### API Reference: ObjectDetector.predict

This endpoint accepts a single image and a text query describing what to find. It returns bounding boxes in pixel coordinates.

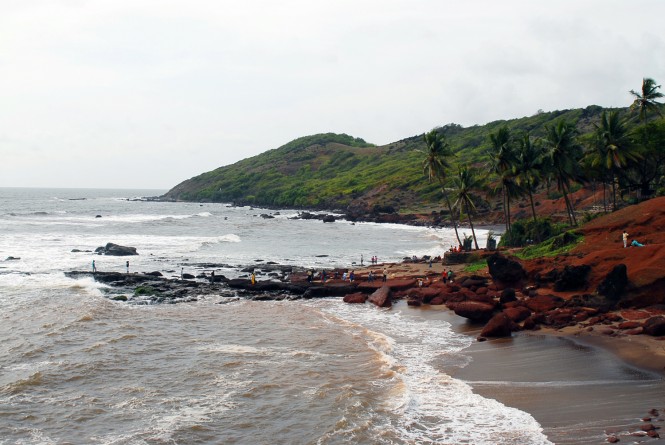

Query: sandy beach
[356,261,665,444]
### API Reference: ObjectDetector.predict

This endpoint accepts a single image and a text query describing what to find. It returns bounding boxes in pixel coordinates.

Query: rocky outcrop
[95,243,138,256]
[596,264,628,301]
[487,253,526,286]
[553,265,591,292]
[643,316,665,336]
[453,301,495,322]
[480,312,514,337]
[368,286,392,308]
[343,293,368,304]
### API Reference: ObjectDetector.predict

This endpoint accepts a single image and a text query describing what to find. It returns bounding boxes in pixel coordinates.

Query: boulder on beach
[368,286,392,308]
[643,316,665,337]
[95,243,138,256]
[596,264,628,301]
[480,312,513,337]
[453,301,495,322]
[487,253,526,286]
[553,265,591,292]
[343,292,367,304]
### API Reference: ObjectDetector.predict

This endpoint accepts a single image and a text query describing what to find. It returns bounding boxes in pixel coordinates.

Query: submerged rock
[95,243,138,256]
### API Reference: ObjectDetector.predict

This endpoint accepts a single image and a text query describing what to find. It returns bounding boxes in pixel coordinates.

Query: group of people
[91,259,130,273]
[448,245,463,253]
[622,230,646,248]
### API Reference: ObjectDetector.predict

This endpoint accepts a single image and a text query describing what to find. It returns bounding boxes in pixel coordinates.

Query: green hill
[161,105,644,214]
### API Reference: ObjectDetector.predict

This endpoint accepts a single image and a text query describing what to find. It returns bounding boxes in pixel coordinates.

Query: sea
[0,187,656,445]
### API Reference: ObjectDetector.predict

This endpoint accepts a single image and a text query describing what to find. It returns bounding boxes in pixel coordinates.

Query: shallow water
[3,187,658,444]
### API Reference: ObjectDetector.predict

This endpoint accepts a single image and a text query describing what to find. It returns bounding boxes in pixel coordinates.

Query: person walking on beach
[442,269,448,284]
[126,261,129,274]
[360,254,364,266]
[92,259,96,273]
[622,230,629,248]
[447,269,454,282]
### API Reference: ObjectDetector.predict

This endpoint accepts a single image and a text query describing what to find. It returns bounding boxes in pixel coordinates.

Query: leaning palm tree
[630,77,664,122]
[543,120,583,226]
[451,166,484,250]
[514,132,544,221]
[421,129,462,246]
[588,110,641,210]
[487,127,516,231]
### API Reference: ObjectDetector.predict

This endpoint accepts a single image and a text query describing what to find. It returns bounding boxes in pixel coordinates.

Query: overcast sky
[1,1,664,190]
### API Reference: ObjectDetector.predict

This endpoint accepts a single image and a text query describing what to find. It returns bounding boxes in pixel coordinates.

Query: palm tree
[487,127,517,231]
[543,120,583,226]
[588,110,640,210]
[421,129,462,246]
[630,77,664,121]
[514,132,544,221]
[451,166,483,250]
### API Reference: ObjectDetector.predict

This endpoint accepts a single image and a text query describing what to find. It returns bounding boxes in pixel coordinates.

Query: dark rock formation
[453,301,495,322]
[503,306,531,323]
[499,288,517,304]
[597,264,628,300]
[643,316,665,336]
[95,243,138,256]
[322,215,336,223]
[368,286,392,308]
[343,293,367,304]
[487,253,526,286]
[553,265,591,291]
[481,312,513,337]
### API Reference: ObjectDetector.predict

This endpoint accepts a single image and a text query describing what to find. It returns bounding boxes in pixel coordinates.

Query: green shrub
[499,218,568,247]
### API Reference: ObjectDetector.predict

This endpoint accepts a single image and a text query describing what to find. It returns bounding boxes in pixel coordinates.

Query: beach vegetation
[513,230,583,260]
[134,286,160,297]
[499,217,566,248]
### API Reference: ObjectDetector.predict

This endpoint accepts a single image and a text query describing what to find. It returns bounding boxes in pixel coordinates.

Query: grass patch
[134,285,160,297]
[513,231,584,260]
[464,260,488,273]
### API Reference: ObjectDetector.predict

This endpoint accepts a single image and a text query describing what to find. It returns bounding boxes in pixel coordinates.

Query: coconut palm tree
[421,129,462,246]
[630,77,664,122]
[451,166,484,250]
[588,110,641,210]
[487,127,517,231]
[543,120,583,226]
[514,132,544,222]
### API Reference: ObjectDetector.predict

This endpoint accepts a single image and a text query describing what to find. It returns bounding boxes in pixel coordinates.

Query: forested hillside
[161,101,664,220]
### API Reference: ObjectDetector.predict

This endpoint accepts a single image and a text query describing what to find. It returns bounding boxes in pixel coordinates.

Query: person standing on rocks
[382,269,387,282]
[623,230,629,248]
[251,272,256,285]
[126,261,129,274]
[92,260,96,273]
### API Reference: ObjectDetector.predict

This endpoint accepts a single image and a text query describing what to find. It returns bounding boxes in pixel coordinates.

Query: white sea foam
[308,301,553,445]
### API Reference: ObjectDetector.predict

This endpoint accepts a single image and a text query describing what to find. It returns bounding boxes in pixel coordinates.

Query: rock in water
[368,286,391,307]
[480,312,513,337]
[95,243,138,256]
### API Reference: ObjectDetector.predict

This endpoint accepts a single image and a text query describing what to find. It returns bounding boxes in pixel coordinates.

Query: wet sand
[370,262,665,444]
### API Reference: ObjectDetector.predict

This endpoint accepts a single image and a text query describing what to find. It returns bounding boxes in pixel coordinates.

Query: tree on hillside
[586,110,640,210]
[421,129,462,246]
[514,132,545,222]
[543,120,583,226]
[451,166,484,250]
[487,127,519,232]
[630,77,664,121]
